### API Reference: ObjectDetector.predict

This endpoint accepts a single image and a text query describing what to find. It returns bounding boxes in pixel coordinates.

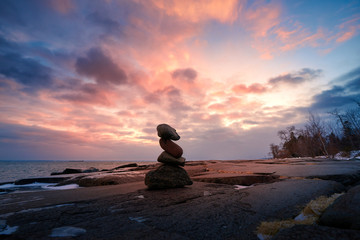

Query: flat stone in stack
[145,123,193,189]
[159,138,183,158]
[157,151,185,166]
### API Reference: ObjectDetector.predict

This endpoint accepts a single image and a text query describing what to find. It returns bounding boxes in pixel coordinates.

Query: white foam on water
[0,182,80,193]
[50,226,86,237]
[0,182,50,189]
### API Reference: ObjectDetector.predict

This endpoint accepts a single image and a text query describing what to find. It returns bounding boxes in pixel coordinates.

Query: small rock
[50,226,86,237]
[145,164,192,189]
[159,138,183,158]
[157,151,185,166]
[51,168,82,175]
[112,163,138,170]
[156,124,180,140]
[82,167,99,173]
[319,184,360,230]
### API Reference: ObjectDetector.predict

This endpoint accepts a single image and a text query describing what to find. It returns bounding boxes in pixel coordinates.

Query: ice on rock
[0,220,18,235]
[50,226,86,237]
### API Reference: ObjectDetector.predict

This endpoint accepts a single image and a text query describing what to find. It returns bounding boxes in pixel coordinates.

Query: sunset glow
[0,0,359,160]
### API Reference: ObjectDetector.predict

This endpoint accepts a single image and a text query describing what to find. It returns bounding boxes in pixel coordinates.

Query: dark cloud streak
[269,68,322,85]
[172,68,197,82]
[310,66,360,110]
[76,48,127,85]
[0,53,54,89]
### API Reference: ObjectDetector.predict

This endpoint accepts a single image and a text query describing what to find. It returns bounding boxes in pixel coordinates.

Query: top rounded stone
[157,124,180,140]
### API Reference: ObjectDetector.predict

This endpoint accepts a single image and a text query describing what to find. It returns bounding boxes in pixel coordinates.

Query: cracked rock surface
[1,158,360,240]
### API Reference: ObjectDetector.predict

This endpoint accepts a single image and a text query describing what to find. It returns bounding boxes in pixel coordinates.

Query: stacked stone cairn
[145,124,193,189]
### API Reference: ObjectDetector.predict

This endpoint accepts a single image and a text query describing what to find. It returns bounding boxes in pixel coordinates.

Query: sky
[0,0,360,161]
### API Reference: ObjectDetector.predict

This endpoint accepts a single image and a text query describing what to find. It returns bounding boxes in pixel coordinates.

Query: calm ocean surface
[0,160,154,183]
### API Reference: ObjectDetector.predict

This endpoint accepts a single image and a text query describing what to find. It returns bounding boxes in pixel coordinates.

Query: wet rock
[145,164,192,189]
[82,167,99,173]
[159,138,183,158]
[193,174,280,185]
[78,174,145,187]
[112,163,138,170]
[272,224,360,240]
[157,124,180,140]
[306,171,360,186]
[50,226,86,237]
[51,168,82,175]
[319,184,360,230]
[157,151,185,166]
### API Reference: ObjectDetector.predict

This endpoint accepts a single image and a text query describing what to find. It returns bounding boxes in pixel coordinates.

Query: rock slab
[273,224,360,240]
[145,164,192,189]
[319,184,360,230]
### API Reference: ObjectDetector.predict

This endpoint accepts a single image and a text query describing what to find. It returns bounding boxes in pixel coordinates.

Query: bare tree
[306,112,329,157]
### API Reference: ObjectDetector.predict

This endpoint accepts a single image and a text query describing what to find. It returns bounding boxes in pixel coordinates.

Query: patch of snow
[0,204,74,218]
[294,213,306,221]
[43,184,79,190]
[50,226,86,237]
[257,233,272,240]
[129,216,147,223]
[136,195,144,199]
[334,150,360,160]
[0,220,18,235]
[234,185,251,190]
[203,191,211,196]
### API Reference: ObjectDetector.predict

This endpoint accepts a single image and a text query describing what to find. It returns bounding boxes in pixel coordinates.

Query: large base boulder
[319,185,360,230]
[273,225,360,240]
[145,164,192,189]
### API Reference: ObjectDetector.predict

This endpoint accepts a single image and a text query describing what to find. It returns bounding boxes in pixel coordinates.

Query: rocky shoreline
[1,158,360,239]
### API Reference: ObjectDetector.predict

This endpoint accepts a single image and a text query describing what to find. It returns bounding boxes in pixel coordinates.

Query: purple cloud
[172,68,198,82]
[76,47,127,85]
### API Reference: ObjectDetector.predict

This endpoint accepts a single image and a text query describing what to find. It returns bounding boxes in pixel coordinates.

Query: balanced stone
[145,164,192,189]
[158,151,185,166]
[159,138,183,158]
[157,124,180,140]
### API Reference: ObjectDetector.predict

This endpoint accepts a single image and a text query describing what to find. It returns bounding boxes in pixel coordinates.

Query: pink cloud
[336,16,360,42]
[232,83,267,94]
[241,0,282,38]
[47,0,75,14]
[151,0,239,23]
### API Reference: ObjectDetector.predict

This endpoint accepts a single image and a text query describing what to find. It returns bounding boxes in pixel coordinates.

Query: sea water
[0,160,154,194]
[0,160,150,183]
